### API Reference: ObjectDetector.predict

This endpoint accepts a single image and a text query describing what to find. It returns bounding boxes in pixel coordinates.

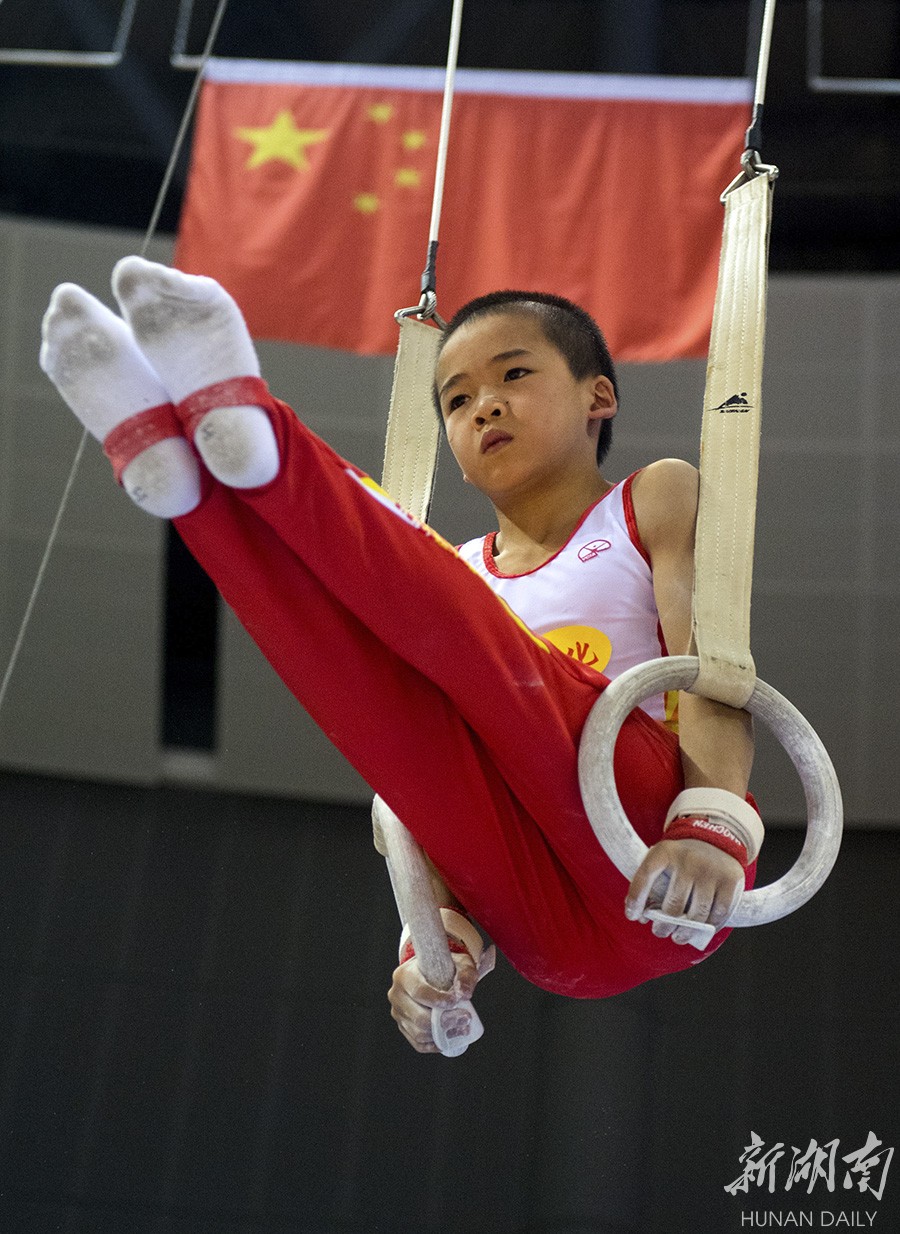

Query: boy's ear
[588,374,618,420]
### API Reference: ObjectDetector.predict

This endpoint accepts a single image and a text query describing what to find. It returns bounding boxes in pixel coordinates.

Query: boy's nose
[473,395,505,424]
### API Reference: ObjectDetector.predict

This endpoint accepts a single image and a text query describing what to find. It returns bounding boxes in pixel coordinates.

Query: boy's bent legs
[49,258,727,993]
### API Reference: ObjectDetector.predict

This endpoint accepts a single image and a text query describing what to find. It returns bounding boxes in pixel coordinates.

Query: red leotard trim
[621,472,652,568]
[480,480,627,580]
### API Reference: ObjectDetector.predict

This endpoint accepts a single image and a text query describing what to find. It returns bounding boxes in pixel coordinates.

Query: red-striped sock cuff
[103,402,182,484]
[175,376,274,440]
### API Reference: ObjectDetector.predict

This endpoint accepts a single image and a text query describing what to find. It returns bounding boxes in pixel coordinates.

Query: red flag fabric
[175,59,751,360]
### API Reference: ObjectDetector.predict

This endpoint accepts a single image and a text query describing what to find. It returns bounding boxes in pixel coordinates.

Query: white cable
[0,432,88,714]
[427,0,465,249]
[141,0,231,258]
[754,0,778,109]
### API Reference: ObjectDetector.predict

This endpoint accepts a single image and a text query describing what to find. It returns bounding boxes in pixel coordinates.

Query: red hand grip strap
[664,815,750,867]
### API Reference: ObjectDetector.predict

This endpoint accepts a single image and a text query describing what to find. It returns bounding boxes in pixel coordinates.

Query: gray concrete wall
[1,213,896,822]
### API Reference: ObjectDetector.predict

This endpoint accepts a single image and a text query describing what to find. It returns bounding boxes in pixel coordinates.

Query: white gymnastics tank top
[456,474,675,727]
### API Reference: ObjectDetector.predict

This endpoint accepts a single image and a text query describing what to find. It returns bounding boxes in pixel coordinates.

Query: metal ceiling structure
[0,0,138,66]
[807,0,900,94]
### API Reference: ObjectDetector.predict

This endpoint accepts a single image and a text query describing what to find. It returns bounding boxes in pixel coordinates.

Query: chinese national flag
[175,59,751,360]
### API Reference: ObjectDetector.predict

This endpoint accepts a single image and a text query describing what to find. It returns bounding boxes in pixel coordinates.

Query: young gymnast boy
[39,257,761,1053]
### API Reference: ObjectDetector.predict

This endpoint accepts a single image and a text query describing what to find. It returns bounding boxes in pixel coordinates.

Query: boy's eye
[446,392,468,412]
[504,367,530,381]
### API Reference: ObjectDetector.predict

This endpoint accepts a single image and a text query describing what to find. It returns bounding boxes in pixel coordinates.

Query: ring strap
[380,316,443,522]
[103,402,181,483]
[690,170,775,708]
[175,375,273,439]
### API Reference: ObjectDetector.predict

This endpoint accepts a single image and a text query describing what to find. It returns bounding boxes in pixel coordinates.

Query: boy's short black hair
[438,289,617,465]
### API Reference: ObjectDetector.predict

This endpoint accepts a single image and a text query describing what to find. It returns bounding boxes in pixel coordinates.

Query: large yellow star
[235,111,329,170]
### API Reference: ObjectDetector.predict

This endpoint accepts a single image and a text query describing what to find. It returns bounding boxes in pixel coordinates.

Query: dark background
[0,4,898,1232]
[2,773,896,1234]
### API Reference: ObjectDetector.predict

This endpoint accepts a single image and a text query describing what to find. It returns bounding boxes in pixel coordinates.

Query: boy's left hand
[388,950,481,1053]
[624,838,744,945]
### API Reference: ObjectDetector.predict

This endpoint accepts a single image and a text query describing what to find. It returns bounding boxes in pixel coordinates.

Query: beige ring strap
[690,169,774,708]
[380,315,443,522]
[577,163,843,937]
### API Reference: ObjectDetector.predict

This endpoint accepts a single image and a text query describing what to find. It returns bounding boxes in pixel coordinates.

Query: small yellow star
[354,193,380,214]
[402,130,427,151]
[235,111,329,170]
[368,103,394,124]
[394,168,422,189]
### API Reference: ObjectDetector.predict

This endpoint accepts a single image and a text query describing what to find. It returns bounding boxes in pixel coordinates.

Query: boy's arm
[627,459,755,942]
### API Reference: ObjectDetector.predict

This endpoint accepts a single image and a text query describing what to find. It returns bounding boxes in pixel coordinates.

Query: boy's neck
[490,469,612,572]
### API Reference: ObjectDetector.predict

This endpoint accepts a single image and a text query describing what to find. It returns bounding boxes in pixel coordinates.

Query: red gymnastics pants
[173,384,751,999]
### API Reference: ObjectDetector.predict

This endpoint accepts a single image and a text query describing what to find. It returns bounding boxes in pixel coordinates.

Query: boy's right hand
[625,837,745,945]
[388,951,481,1053]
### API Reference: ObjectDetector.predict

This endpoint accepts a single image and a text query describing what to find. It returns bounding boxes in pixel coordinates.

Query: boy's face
[435,311,617,503]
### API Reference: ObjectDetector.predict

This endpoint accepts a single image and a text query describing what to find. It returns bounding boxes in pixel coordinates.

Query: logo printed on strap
[713,391,752,413]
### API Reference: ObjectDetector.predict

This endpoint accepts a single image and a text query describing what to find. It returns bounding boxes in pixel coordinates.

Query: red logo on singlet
[577,539,611,562]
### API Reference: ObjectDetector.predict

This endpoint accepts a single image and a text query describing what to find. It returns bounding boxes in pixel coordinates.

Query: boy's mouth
[481,428,512,454]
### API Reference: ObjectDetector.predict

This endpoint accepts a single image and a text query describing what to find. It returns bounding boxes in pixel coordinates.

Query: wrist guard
[664,787,764,865]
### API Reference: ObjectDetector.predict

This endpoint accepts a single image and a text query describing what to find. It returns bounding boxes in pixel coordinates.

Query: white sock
[40,284,201,518]
[112,256,280,488]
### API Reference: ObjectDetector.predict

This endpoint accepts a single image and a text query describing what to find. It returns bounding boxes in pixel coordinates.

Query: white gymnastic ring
[577,655,843,928]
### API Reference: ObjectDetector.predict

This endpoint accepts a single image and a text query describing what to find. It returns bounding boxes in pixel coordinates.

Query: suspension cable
[744,0,777,160]
[0,0,231,719]
[414,0,464,316]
